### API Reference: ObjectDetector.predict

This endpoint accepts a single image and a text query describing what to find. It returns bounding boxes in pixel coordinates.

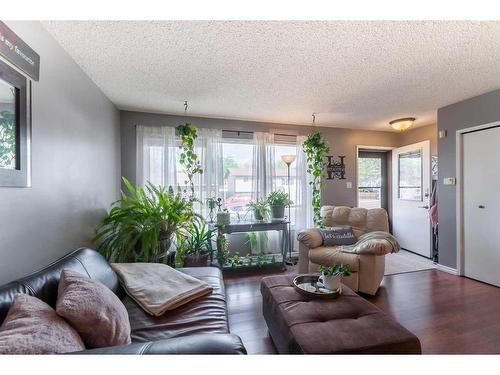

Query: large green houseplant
[94,178,199,263]
[303,132,329,227]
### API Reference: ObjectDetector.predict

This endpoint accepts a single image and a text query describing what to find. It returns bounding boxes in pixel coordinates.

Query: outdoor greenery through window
[0,78,17,170]
[358,153,383,209]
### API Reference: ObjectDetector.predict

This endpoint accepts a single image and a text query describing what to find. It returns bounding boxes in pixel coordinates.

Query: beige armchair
[297,206,395,295]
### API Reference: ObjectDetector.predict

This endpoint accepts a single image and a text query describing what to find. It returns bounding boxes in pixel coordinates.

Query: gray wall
[437,88,500,269]
[398,124,437,156]
[121,111,401,208]
[0,21,121,284]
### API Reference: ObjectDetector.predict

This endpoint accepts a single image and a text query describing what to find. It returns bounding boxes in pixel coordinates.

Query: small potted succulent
[181,222,216,267]
[266,190,293,221]
[248,199,269,221]
[318,264,352,291]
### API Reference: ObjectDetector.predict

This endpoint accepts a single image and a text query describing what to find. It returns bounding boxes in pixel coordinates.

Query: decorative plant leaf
[302,132,329,227]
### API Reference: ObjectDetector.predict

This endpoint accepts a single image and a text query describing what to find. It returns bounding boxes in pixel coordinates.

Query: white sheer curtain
[251,132,278,253]
[136,125,224,219]
[295,135,314,233]
[252,132,275,200]
[136,125,177,188]
[192,128,224,217]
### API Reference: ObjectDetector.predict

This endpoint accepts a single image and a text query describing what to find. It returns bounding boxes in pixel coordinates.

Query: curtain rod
[222,130,296,137]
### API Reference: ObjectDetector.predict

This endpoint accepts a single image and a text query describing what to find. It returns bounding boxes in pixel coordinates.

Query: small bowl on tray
[292,274,342,299]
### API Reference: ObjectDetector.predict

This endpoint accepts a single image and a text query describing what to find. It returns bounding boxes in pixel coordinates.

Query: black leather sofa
[0,248,246,354]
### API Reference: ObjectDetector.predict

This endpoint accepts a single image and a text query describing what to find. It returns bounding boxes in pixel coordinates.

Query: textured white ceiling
[42,21,500,131]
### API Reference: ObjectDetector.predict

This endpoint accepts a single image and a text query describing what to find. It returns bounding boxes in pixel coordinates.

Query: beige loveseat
[297,206,396,295]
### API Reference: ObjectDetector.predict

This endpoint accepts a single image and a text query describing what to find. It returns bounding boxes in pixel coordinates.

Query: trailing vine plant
[302,132,330,227]
[176,123,203,199]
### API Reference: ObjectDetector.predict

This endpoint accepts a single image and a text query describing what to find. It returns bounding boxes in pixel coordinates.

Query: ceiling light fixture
[389,117,415,132]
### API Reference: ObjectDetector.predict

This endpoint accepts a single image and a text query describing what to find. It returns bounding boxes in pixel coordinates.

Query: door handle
[418,205,429,209]
[478,205,486,209]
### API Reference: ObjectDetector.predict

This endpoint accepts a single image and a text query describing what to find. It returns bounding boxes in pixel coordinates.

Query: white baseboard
[434,263,459,275]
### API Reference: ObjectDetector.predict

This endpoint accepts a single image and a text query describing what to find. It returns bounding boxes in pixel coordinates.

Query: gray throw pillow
[0,293,85,354]
[56,269,131,348]
[318,226,357,246]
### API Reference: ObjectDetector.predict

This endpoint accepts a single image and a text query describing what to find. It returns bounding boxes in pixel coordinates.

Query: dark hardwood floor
[224,268,500,354]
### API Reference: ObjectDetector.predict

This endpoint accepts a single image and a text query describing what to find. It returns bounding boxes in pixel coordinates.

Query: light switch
[346,182,352,189]
[443,177,456,185]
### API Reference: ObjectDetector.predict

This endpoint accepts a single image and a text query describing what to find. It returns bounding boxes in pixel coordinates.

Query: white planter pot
[318,273,342,291]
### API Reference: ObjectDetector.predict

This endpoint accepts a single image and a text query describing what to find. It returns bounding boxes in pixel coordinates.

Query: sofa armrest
[75,334,247,355]
[297,229,322,249]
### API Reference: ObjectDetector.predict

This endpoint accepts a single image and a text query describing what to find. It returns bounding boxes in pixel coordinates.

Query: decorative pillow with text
[318,226,357,246]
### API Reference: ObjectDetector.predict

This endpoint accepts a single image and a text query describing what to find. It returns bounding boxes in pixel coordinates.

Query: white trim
[456,120,500,277]
[357,145,395,151]
[355,145,395,207]
[434,263,459,275]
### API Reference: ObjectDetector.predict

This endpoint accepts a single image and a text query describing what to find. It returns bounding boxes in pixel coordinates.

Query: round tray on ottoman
[292,274,341,299]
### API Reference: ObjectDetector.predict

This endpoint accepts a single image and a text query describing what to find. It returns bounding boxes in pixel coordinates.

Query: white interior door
[392,140,431,257]
[463,126,500,286]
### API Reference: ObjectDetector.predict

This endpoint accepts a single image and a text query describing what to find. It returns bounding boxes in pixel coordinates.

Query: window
[398,150,422,201]
[137,127,310,229]
[0,58,29,187]
[222,139,255,217]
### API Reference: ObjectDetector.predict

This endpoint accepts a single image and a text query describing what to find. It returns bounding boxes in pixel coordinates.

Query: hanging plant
[303,132,330,227]
[176,123,203,199]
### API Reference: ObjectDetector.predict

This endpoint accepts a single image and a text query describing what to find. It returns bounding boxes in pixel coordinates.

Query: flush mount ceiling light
[389,117,416,131]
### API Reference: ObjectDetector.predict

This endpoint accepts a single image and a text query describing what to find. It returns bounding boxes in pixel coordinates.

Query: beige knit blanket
[111,263,213,317]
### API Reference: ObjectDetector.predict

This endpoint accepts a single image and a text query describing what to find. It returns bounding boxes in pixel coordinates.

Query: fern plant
[303,132,329,227]
[94,178,200,263]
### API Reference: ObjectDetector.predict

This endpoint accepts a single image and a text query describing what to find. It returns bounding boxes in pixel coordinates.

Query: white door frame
[355,145,394,208]
[456,120,500,276]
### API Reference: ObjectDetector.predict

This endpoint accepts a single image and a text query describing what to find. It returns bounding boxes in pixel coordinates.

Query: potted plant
[266,190,293,221]
[248,199,269,221]
[318,264,352,291]
[94,178,199,263]
[217,208,231,226]
[181,222,216,267]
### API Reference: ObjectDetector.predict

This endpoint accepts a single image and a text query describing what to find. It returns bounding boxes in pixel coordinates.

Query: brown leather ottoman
[261,275,421,354]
